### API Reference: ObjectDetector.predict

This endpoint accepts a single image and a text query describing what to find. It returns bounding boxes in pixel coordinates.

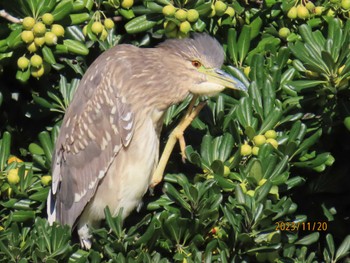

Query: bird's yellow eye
[191,60,202,68]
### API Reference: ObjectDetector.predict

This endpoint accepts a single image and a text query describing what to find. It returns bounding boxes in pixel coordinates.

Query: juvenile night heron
[47,33,246,248]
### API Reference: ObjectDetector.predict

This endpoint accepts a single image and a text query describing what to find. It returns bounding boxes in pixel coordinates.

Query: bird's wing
[47,61,134,227]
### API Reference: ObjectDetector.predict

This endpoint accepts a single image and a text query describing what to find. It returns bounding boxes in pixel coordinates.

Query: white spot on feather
[88,177,98,189]
[122,111,132,121]
[98,170,104,179]
[74,188,87,202]
[87,129,96,140]
[101,137,108,150]
[111,106,117,114]
[105,131,111,141]
[65,117,71,128]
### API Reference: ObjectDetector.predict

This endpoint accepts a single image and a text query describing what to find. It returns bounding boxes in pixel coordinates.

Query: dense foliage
[0,0,350,262]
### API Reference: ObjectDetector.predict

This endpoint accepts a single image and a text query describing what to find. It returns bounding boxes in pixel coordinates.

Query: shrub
[0,0,349,262]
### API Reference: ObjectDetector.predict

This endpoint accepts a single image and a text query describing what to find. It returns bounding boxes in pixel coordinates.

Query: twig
[0,10,22,24]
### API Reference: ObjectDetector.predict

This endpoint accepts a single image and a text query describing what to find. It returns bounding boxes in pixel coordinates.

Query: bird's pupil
[192,61,201,68]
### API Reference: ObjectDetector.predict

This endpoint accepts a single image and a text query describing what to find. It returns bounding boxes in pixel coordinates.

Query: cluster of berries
[240,130,279,157]
[83,18,115,41]
[162,5,200,37]
[18,14,64,78]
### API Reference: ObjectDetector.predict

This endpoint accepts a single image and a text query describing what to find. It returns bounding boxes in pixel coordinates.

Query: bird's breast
[84,115,160,221]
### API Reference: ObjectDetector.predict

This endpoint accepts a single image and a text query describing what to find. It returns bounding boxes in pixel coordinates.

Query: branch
[0,10,22,24]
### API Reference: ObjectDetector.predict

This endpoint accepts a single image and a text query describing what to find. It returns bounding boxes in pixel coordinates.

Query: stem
[0,10,21,23]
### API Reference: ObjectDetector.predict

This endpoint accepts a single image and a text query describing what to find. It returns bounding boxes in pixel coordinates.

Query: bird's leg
[150,96,206,189]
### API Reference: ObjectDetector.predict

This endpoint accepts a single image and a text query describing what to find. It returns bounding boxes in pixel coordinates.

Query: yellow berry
[279,27,290,39]
[287,6,298,19]
[223,166,230,176]
[297,5,309,19]
[241,144,252,156]
[243,66,251,77]
[253,135,266,146]
[27,42,38,53]
[44,32,58,45]
[22,17,36,30]
[175,9,187,21]
[51,24,65,37]
[266,138,278,149]
[33,22,46,36]
[246,190,255,197]
[100,29,108,41]
[179,21,191,34]
[164,20,177,32]
[314,6,324,15]
[165,27,178,38]
[239,182,247,193]
[252,146,259,156]
[214,1,227,16]
[258,179,267,186]
[187,9,199,22]
[104,18,115,30]
[42,13,54,25]
[338,65,345,75]
[121,0,134,9]
[41,175,52,186]
[264,130,277,139]
[7,156,23,164]
[162,5,176,17]
[34,37,45,47]
[30,54,43,68]
[21,30,34,43]
[83,25,88,36]
[91,21,104,34]
[305,1,315,11]
[7,169,20,184]
[31,65,45,78]
[17,57,30,70]
[327,8,335,17]
[225,6,235,17]
[342,0,350,9]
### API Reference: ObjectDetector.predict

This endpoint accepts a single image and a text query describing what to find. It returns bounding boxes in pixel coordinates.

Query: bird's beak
[203,68,247,92]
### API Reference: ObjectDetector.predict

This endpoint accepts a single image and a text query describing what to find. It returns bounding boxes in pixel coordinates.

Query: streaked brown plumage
[47,33,246,248]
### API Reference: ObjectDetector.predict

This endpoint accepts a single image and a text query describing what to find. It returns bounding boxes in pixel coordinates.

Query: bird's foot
[150,97,207,189]
[78,224,92,250]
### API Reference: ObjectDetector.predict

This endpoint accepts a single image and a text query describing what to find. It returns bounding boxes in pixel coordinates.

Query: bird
[47,33,247,249]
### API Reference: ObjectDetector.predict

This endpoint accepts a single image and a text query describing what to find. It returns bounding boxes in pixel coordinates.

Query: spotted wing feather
[48,54,134,227]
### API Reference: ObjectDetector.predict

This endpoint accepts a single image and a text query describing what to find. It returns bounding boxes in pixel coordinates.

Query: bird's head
[157,33,247,96]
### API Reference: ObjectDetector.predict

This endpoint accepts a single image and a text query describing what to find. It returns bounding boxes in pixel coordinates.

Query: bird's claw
[150,97,207,189]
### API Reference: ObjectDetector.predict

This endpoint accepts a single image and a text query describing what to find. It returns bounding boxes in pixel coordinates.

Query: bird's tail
[47,189,56,225]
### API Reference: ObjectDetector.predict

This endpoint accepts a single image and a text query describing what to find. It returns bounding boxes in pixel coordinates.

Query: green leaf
[0,131,11,171]
[63,39,89,55]
[164,183,191,212]
[236,97,254,128]
[259,107,282,134]
[295,232,320,245]
[7,28,23,49]
[247,159,263,182]
[29,142,45,155]
[69,13,90,25]
[250,16,262,39]
[52,0,74,21]
[42,46,56,64]
[38,131,53,163]
[335,235,350,261]
[119,8,135,20]
[125,15,159,34]
[227,29,238,65]
[293,129,322,157]
[326,234,335,259]
[10,211,35,222]
[237,25,251,65]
